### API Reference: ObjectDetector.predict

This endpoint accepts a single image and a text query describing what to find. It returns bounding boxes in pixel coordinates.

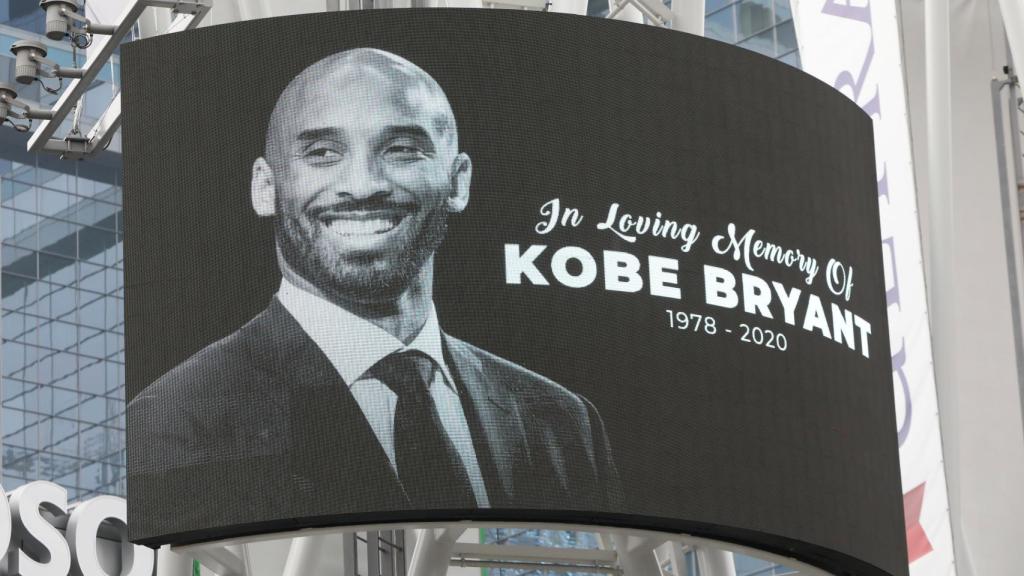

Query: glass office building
[703,0,799,67]
[0,1,801,573]
[588,0,799,67]
[0,0,125,500]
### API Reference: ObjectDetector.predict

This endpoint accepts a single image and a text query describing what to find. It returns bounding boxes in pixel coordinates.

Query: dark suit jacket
[128,299,622,544]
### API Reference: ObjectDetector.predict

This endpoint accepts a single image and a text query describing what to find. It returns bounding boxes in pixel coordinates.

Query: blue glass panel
[776,19,797,55]
[705,5,736,42]
[79,358,105,395]
[737,0,773,39]
[706,0,735,14]
[774,0,791,22]
[2,246,36,278]
[779,49,801,68]
[78,325,105,358]
[738,26,775,57]
[79,395,106,424]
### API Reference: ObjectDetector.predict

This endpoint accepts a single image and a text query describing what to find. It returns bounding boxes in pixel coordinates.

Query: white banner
[790,1,956,574]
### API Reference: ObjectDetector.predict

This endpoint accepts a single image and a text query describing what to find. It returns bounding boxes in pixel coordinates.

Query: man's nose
[337,153,390,199]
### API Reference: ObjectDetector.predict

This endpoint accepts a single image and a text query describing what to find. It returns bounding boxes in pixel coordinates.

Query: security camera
[0,83,19,126]
[39,0,116,45]
[10,39,85,90]
[40,0,78,41]
[10,40,48,85]
[0,81,54,133]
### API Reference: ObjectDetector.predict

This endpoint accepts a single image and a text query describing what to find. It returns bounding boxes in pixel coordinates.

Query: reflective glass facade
[0,1,124,501]
[2,156,124,500]
[588,0,799,67]
[705,0,800,67]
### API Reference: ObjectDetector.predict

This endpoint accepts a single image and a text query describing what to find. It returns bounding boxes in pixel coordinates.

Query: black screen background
[123,10,905,576]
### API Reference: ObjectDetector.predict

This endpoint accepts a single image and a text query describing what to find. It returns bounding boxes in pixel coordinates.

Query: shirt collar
[276,278,455,391]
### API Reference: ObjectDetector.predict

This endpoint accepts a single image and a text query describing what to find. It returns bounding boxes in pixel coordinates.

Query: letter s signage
[1,481,154,576]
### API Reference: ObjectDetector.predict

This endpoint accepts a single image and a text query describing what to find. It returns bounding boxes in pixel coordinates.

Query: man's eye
[303,146,343,164]
[385,143,427,158]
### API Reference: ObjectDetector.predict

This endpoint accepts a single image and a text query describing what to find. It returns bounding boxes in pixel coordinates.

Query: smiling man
[128,48,621,535]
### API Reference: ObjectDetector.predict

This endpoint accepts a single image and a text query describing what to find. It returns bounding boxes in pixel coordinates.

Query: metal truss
[33,0,210,158]
[5,0,710,158]
[2,0,210,159]
[163,522,832,576]
[608,0,673,27]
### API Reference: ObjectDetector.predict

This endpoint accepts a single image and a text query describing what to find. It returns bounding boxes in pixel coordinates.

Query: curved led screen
[123,10,906,576]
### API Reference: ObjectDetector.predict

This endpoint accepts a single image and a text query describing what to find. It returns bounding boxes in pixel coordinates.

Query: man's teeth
[324,218,399,235]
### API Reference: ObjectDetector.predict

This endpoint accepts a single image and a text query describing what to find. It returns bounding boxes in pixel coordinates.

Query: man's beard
[276,202,449,306]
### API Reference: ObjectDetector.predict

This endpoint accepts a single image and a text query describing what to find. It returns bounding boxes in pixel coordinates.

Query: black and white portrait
[125,13,905,574]
[128,47,622,534]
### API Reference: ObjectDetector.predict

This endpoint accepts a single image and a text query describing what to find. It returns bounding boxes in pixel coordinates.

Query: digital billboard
[122,10,906,576]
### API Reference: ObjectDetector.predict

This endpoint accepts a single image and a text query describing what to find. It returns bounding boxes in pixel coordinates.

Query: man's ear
[251,157,276,217]
[447,152,472,214]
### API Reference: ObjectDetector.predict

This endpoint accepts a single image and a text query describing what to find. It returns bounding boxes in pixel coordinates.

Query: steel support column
[696,548,736,576]
[408,527,465,576]
[608,532,663,576]
[670,0,704,35]
[157,546,195,576]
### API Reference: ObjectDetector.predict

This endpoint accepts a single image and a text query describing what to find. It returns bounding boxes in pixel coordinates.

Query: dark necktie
[369,351,477,508]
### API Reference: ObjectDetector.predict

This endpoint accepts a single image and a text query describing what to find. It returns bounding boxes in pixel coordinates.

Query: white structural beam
[696,548,737,576]
[483,0,548,8]
[906,0,1024,573]
[608,0,673,26]
[188,544,246,576]
[281,532,352,576]
[281,535,324,575]
[156,546,194,575]
[408,527,465,576]
[451,542,617,564]
[608,532,664,576]
[670,0,704,35]
[997,0,1024,76]
[658,541,692,576]
[608,1,644,23]
[451,542,620,574]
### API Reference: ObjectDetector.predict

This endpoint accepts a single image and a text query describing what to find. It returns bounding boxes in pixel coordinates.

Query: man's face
[257,61,468,305]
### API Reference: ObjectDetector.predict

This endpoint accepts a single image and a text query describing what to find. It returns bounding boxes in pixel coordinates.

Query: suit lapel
[443,334,529,507]
[246,299,409,508]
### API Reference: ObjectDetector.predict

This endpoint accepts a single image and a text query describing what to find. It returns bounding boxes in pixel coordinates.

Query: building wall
[898,0,1024,574]
[703,0,800,66]
[0,4,125,501]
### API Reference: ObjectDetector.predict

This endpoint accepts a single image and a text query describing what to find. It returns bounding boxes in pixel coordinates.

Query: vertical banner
[791,1,956,575]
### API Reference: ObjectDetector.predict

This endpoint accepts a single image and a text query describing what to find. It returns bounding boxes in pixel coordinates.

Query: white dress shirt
[277,278,490,506]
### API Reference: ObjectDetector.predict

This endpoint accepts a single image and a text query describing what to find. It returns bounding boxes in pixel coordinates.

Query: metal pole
[282,532,353,576]
[997,0,1024,76]
[408,528,464,576]
[670,0,705,35]
[695,548,736,576]
[663,542,691,576]
[156,546,194,576]
[924,4,963,569]
[1008,78,1024,201]
[282,536,325,576]
[924,0,954,306]
[451,559,622,573]
[992,75,1024,442]
[608,533,663,576]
